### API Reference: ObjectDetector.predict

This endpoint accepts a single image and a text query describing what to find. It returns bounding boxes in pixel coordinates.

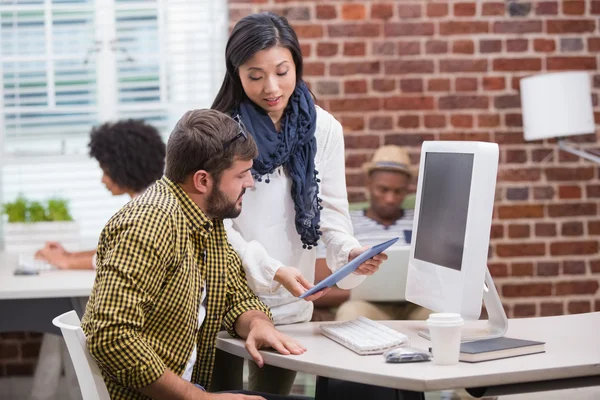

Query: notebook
[459,337,546,363]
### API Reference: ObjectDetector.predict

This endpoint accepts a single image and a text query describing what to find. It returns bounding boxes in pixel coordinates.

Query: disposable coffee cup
[426,313,464,365]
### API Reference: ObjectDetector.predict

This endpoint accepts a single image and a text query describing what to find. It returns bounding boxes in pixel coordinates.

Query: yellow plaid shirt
[81,177,271,400]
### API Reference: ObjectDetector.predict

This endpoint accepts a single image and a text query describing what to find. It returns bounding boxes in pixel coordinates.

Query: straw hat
[362,145,413,177]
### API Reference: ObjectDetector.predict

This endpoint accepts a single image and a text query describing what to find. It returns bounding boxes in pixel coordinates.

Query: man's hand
[35,242,71,269]
[274,266,330,301]
[348,246,388,276]
[245,318,306,368]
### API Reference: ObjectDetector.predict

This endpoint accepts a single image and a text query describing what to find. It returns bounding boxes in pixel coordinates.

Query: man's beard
[206,185,245,219]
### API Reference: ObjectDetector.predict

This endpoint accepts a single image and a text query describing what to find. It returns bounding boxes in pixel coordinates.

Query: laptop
[350,246,411,302]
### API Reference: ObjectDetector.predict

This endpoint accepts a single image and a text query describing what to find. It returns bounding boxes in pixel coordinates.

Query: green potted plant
[1,195,79,253]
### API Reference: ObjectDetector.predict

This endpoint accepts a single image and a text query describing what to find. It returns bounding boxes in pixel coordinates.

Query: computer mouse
[384,347,432,363]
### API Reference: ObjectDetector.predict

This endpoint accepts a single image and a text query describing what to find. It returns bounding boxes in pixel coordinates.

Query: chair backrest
[52,311,110,400]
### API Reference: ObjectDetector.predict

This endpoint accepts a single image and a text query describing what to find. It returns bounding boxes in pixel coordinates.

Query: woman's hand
[348,246,388,276]
[274,266,330,301]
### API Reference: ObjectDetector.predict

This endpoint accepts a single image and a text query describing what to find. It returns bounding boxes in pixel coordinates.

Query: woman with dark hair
[211,12,386,395]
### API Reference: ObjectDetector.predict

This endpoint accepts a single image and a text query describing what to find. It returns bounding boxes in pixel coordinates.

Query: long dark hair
[211,12,304,113]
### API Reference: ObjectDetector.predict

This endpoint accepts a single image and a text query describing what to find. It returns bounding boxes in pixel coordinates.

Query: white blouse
[224,106,363,325]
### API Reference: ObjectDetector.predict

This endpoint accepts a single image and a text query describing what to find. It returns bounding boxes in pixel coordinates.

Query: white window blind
[0,0,227,247]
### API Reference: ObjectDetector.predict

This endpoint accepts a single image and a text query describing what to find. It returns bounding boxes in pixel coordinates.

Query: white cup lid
[427,313,464,326]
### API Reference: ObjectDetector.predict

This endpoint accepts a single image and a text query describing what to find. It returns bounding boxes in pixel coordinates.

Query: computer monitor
[405,141,507,340]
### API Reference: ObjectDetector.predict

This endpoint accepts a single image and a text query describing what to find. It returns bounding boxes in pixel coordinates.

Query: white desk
[0,252,95,334]
[217,313,600,398]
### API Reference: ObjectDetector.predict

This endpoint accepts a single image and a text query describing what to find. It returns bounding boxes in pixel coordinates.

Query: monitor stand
[418,266,508,342]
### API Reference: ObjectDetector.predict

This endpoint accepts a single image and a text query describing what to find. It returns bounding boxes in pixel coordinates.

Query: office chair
[52,311,110,400]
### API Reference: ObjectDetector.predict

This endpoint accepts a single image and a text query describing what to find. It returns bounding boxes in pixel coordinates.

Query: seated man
[313,145,430,322]
[82,109,306,400]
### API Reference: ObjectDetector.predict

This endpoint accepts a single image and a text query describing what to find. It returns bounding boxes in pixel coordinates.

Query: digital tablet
[299,237,399,299]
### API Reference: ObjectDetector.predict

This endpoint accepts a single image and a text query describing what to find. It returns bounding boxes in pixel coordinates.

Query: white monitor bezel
[406,141,499,321]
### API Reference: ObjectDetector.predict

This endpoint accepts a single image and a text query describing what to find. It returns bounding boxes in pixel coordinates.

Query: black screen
[413,152,474,271]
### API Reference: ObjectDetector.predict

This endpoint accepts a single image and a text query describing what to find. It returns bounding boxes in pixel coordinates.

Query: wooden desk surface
[0,252,95,300]
[217,313,600,392]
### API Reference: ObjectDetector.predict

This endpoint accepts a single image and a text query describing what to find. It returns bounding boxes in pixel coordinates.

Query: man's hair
[165,109,257,183]
[88,119,166,193]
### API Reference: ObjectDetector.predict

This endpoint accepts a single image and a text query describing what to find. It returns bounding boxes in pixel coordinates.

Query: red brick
[343,42,366,57]
[384,22,434,36]
[505,149,527,163]
[397,115,420,128]
[426,2,448,17]
[480,39,502,53]
[592,259,600,273]
[490,224,504,239]
[372,41,396,56]
[330,61,380,76]
[385,60,434,75]
[556,280,599,295]
[506,187,529,200]
[558,185,582,199]
[440,21,489,35]
[455,78,477,91]
[593,1,600,14]
[5,363,35,376]
[340,117,365,132]
[304,62,325,76]
[513,303,537,317]
[0,343,18,360]
[568,301,591,314]
[400,78,423,93]
[454,2,476,16]
[551,241,599,256]
[345,134,379,149]
[502,283,552,297]
[535,1,558,15]
[482,2,505,16]
[547,20,596,34]
[229,7,252,21]
[342,4,366,20]
[478,114,500,127]
[293,24,324,38]
[505,114,523,127]
[534,39,556,52]
[368,116,393,131]
[347,172,366,187]
[535,223,556,238]
[344,80,367,94]
[531,149,553,162]
[489,263,508,277]
[372,78,396,93]
[588,38,600,51]
[397,41,421,55]
[498,205,544,219]
[588,185,600,198]
[316,5,336,19]
[427,78,450,92]
[439,95,488,110]
[317,42,338,57]
[562,221,584,237]
[563,260,586,275]
[538,261,559,276]
[493,58,542,72]
[494,95,521,109]
[508,224,530,238]
[494,21,542,34]
[426,40,448,54]
[438,132,492,142]
[384,133,436,147]
[506,39,528,52]
[20,342,42,360]
[546,167,595,181]
[547,56,597,71]
[424,114,446,128]
[540,302,563,316]
[329,98,380,112]
[371,4,394,20]
[383,96,434,110]
[453,40,474,54]
[548,203,596,217]
[589,221,600,235]
[398,3,422,19]
[300,43,311,58]
[345,153,369,169]
[441,59,487,73]
[450,115,473,128]
[328,23,380,38]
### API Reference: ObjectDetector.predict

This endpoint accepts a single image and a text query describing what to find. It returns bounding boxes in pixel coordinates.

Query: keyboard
[320,316,410,355]
[17,255,56,273]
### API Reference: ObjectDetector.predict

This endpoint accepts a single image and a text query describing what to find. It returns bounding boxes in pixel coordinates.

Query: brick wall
[229,0,600,318]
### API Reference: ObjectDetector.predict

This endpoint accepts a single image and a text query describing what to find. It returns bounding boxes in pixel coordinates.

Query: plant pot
[3,221,80,253]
